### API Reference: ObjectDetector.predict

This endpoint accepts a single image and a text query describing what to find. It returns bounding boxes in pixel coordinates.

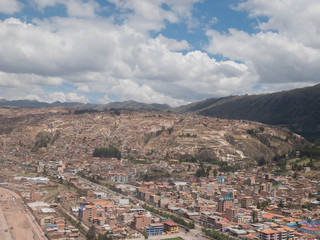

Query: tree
[257,157,266,166]
[98,233,113,240]
[206,166,212,177]
[196,168,206,178]
[87,225,97,240]
[257,201,261,209]
[278,201,284,208]
[213,169,218,177]
[261,200,269,209]
[93,145,121,160]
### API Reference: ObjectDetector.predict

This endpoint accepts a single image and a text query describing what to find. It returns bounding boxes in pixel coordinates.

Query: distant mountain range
[176,84,320,142]
[0,99,170,111]
[1,83,320,141]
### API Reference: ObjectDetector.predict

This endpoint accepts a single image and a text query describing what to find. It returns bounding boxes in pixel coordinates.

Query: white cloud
[108,79,187,106]
[48,92,89,103]
[0,13,258,105]
[32,0,99,18]
[206,0,320,89]
[235,0,320,48]
[0,0,22,14]
[0,0,318,105]
[156,34,191,51]
[109,0,201,32]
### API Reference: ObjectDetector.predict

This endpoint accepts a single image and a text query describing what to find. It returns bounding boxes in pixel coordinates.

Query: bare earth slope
[0,108,307,165]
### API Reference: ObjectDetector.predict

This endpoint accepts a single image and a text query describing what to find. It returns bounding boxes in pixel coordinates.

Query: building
[259,229,279,240]
[252,209,262,223]
[226,208,236,222]
[218,195,234,213]
[241,196,253,209]
[200,212,213,226]
[146,223,163,236]
[164,221,179,234]
[78,205,97,221]
[117,172,128,183]
[275,227,294,240]
[133,213,151,229]
[218,176,226,184]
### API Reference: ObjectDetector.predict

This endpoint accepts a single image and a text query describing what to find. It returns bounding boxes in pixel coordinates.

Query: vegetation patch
[93,145,121,159]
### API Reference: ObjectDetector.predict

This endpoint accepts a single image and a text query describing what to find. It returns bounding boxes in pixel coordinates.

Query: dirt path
[0,187,47,240]
[0,207,12,240]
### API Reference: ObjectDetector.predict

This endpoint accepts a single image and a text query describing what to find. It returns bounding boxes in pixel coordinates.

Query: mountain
[0,99,80,108]
[0,99,170,111]
[0,107,307,163]
[77,100,170,111]
[176,84,320,142]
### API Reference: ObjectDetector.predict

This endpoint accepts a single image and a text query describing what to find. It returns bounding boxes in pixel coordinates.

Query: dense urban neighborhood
[0,107,319,240]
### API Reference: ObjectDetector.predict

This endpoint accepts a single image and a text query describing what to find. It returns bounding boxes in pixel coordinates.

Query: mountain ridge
[1,84,319,141]
[176,84,320,142]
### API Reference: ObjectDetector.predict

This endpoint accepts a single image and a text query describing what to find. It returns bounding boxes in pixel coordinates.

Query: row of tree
[142,204,195,229]
[202,228,235,240]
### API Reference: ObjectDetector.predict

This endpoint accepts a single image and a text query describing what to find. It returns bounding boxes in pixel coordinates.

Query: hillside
[176,84,320,142]
[0,108,307,166]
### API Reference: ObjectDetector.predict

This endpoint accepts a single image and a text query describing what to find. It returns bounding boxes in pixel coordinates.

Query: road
[0,187,47,240]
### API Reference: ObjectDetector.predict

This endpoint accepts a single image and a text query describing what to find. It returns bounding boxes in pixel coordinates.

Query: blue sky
[0,0,319,106]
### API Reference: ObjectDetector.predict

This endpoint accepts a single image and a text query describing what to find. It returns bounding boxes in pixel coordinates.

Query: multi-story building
[252,208,262,223]
[207,215,222,229]
[226,208,236,222]
[276,227,294,240]
[78,205,97,221]
[241,196,253,209]
[164,221,179,234]
[259,229,279,240]
[133,213,151,229]
[218,195,234,213]
[146,223,163,237]
[218,176,226,184]
[116,172,128,183]
[200,212,213,226]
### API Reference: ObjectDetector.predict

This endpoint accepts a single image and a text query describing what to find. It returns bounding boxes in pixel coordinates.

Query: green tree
[261,200,269,209]
[257,201,261,209]
[213,169,218,177]
[206,166,212,177]
[87,225,97,240]
[278,201,284,208]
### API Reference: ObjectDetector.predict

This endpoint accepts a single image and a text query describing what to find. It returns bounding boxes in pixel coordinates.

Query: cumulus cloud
[0,0,318,105]
[0,0,22,14]
[47,92,89,103]
[109,0,201,32]
[206,0,320,89]
[32,0,99,18]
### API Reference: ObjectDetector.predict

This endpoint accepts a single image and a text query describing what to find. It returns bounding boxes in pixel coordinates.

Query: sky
[0,0,319,106]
